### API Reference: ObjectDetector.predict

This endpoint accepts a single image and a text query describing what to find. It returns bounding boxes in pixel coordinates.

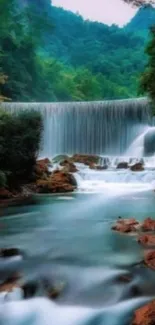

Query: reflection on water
[0,190,155,325]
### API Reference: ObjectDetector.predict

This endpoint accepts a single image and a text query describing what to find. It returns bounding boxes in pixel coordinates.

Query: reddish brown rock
[111,218,139,233]
[60,160,78,173]
[117,162,129,169]
[138,234,155,247]
[0,272,21,293]
[0,188,13,199]
[142,218,155,232]
[130,163,144,172]
[35,158,51,178]
[71,154,100,166]
[89,163,108,170]
[132,300,155,325]
[36,170,77,193]
[144,250,155,270]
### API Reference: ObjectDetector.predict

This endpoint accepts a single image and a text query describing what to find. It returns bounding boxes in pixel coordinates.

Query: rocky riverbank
[0,154,150,207]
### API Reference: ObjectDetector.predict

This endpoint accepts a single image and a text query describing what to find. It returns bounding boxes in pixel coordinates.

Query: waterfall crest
[1,98,150,157]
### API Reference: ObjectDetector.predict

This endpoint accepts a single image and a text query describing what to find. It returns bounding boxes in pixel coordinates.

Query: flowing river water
[1,98,155,325]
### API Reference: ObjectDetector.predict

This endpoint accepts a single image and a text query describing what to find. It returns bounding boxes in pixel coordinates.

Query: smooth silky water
[1,98,155,325]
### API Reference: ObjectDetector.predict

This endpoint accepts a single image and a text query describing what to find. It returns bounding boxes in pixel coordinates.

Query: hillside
[126,5,155,31]
[0,0,154,101]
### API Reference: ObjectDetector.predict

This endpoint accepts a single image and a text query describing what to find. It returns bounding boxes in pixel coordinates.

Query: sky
[52,0,138,26]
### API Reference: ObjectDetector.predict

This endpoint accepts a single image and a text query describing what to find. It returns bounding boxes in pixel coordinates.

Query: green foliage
[140,27,155,114]
[0,0,155,101]
[0,109,43,186]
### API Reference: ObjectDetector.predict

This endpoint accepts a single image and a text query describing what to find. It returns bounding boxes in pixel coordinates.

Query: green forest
[0,0,155,102]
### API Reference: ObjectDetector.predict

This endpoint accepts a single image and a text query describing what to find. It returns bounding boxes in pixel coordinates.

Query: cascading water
[1,98,155,325]
[1,97,151,157]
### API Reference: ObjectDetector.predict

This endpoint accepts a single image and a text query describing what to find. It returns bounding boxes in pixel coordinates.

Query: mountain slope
[126,5,155,31]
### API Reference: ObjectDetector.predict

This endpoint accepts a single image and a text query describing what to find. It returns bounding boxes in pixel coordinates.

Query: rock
[0,188,13,199]
[0,248,23,258]
[22,281,38,299]
[48,282,65,300]
[130,163,144,172]
[138,234,155,247]
[96,165,108,170]
[132,300,155,325]
[117,162,128,169]
[0,272,21,293]
[89,163,108,170]
[35,158,52,178]
[71,154,100,166]
[36,171,77,193]
[60,160,78,173]
[52,155,69,164]
[142,218,155,232]
[111,218,139,233]
[144,251,155,270]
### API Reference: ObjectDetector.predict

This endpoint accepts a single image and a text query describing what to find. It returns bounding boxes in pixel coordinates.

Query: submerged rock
[138,234,155,247]
[36,170,77,193]
[130,163,144,172]
[60,160,78,173]
[144,250,155,270]
[22,281,38,299]
[117,162,129,169]
[142,218,155,232]
[89,163,108,170]
[35,158,52,179]
[112,218,139,233]
[132,299,155,325]
[71,154,100,166]
[52,155,69,164]
[0,248,23,259]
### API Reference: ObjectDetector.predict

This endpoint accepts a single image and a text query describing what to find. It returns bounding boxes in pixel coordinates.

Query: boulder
[52,155,69,164]
[111,218,139,233]
[117,162,128,169]
[130,163,144,172]
[89,163,108,170]
[138,234,155,247]
[0,272,21,293]
[60,160,78,173]
[0,248,23,258]
[35,158,52,178]
[132,300,155,325]
[142,218,155,232]
[36,170,77,193]
[144,250,155,270]
[71,154,100,166]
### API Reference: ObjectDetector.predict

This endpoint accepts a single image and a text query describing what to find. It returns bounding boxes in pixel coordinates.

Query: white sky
[52,0,137,26]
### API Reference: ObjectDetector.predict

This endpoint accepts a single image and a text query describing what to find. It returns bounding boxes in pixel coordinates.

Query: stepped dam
[1,97,152,157]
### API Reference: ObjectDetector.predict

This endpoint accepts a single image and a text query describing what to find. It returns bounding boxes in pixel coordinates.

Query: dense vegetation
[140,27,155,113]
[0,0,155,101]
[0,110,43,188]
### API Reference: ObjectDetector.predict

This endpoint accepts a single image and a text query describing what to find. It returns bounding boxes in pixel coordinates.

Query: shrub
[0,109,43,187]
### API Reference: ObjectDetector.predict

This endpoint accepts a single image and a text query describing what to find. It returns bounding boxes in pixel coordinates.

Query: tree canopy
[0,0,154,101]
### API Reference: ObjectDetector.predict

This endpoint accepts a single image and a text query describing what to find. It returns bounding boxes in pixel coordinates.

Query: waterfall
[1,98,151,157]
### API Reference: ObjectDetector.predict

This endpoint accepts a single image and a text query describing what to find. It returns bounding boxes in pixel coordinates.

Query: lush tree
[140,27,155,113]
[0,110,43,187]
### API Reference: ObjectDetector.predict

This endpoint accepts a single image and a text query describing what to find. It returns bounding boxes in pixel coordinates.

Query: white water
[1,98,150,157]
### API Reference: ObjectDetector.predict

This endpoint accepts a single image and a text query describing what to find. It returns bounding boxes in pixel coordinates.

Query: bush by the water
[0,109,43,187]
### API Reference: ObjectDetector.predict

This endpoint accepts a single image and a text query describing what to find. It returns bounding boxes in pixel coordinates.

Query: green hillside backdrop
[0,0,155,102]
